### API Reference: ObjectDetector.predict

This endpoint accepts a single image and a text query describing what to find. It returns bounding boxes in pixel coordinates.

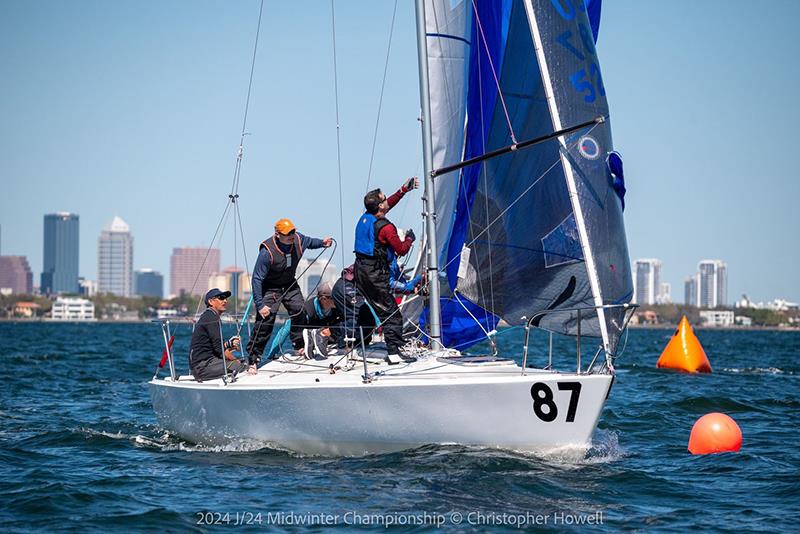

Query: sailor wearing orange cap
[245,218,332,368]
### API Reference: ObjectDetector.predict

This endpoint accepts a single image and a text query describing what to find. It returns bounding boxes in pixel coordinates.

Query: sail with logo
[418,0,632,357]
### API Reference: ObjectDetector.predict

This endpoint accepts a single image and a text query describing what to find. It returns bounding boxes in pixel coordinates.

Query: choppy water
[1,322,798,532]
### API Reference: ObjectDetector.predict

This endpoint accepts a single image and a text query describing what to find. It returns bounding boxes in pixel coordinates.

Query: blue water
[1,323,798,532]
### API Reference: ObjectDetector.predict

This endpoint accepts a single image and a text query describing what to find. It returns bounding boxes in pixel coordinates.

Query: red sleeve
[384,187,407,212]
[377,222,412,256]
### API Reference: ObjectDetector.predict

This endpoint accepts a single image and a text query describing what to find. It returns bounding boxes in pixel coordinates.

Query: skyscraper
[698,260,727,308]
[134,269,164,298]
[41,212,80,294]
[98,216,134,297]
[0,256,33,294]
[633,259,661,305]
[170,247,220,297]
[684,275,699,306]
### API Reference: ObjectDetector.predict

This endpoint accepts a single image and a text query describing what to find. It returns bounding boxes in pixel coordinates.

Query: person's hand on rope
[225,336,240,351]
[248,364,258,375]
[402,177,419,192]
[322,237,333,248]
[259,305,271,319]
[405,228,416,242]
[320,327,331,337]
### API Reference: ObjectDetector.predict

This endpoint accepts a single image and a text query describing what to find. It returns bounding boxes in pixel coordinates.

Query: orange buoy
[656,316,712,373]
[688,413,742,454]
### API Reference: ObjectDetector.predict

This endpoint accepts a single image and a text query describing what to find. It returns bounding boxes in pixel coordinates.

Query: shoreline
[1,318,798,332]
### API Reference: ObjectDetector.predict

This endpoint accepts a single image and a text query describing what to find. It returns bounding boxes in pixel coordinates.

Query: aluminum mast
[414,0,442,349]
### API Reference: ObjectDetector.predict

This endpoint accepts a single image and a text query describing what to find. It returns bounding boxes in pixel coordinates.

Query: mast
[414,0,442,349]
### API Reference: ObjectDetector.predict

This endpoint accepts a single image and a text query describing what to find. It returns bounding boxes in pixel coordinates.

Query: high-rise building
[657,282,672,304]
[41,212,80,294]
[0,256,33,294]
[684,275,699,306]
[208,266,251,302]
[79,278,97,297]
[98,216,134,297]
[170,247,220,297]
[698,260,727,308]
[135,268,164,298]
[633,259,661,305]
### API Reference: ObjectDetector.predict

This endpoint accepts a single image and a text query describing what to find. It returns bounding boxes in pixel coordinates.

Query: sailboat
[149,0,634,457]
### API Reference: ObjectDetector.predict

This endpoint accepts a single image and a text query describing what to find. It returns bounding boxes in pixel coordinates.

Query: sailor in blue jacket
[245,218,332,367]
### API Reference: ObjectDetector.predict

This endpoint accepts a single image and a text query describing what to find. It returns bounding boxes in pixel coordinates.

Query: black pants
[355,258,403,354]
[246,285,306,361]
[192,358,248,381]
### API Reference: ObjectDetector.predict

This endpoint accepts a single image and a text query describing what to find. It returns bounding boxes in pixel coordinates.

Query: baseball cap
[205,288,232,305]
[274,218,296,235]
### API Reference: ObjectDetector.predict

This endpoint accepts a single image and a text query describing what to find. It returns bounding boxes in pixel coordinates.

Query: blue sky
[1,0,798,303]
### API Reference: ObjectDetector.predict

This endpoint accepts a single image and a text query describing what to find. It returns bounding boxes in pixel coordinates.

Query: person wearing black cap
[189,288,250,381]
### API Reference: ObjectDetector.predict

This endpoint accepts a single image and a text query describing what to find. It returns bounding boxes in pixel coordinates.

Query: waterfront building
[698,260,727,308]
[699,309,734,327]
[12,301,41,318]
[0,255,33,294]
[41,212,80,294]
[157,306,179,319]
[633,259,661,305]
[170,247,220,297]
[135,268,164,298]
[51,297,95,321]
[98,216,134,297]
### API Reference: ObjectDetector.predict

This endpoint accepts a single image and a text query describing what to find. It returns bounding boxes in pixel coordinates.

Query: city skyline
[2,1,799,303]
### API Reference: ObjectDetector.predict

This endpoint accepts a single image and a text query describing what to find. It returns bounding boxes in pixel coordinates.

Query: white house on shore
[50,297,96,321]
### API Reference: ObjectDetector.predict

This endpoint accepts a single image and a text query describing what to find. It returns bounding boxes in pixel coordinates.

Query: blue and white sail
[422,0,632,355]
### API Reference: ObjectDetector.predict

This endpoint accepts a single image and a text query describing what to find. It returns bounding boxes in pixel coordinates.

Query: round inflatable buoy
[688,412,742,454]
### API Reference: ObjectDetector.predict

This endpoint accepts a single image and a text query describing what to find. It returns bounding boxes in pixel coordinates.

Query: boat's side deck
[158,347,565,388]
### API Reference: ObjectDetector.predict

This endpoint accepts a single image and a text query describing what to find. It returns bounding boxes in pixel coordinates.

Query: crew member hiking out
[354,178,418,363]
[246,218,332,367]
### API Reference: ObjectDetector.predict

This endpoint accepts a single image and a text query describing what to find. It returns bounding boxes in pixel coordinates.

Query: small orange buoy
[688,413,742,454]
[656,316,712,373]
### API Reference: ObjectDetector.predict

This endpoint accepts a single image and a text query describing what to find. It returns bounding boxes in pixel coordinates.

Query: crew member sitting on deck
[300,282,343,358]
[189,288,250,381]
[354,178,418,363]
[331,263,376,351]
[246,218,332,369]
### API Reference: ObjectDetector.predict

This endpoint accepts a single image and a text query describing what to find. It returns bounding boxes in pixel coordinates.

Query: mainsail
[422,0,632,355]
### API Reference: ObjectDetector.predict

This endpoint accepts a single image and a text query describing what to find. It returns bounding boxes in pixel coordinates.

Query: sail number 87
[530,382,582,422]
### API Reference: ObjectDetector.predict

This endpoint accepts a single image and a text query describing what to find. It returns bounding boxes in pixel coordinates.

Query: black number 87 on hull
[531,382,582,422]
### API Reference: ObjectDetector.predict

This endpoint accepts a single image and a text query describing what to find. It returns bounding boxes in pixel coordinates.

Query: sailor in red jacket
[353,178,418,362]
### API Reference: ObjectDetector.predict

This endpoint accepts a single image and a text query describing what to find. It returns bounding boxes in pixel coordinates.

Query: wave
[720,367,793,376]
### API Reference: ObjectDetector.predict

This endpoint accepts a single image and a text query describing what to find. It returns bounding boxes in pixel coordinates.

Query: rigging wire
[469,0,517,144]
[365,0,399,193]
[329,0,353,347]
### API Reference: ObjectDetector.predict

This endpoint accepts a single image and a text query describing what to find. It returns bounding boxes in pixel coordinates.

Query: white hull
[149,351,613,457]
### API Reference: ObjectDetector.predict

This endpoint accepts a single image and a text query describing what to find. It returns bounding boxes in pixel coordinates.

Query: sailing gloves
[402,177,419,192]
[406,228,416,242]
